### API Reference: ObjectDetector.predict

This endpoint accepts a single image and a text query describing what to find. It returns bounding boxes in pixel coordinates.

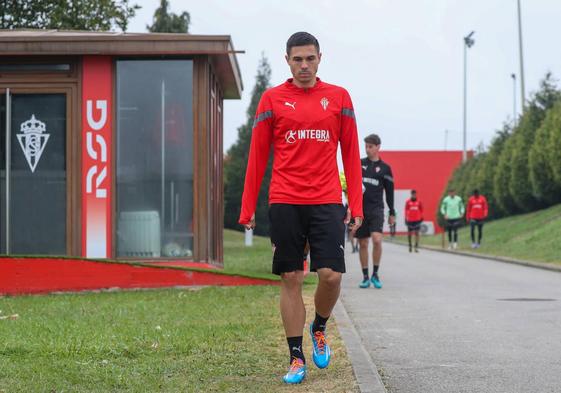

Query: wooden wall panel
[193,57,210,262]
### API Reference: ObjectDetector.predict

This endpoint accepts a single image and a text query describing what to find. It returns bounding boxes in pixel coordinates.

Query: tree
[464,153,485,200]
[479,125,511,218]
[507,107,543,212]
[147,0,190,33]
[508,73,560,211]
[529,101,561,206]
[493,135,518,214]
[543,101,561,192]
[455,156,475,203]
[0,0,140,32]
[224,55,272,235]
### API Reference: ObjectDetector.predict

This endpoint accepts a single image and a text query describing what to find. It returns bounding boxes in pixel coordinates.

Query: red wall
[82,56,113,258]
[0,258,278,296]
[380,151,468,233]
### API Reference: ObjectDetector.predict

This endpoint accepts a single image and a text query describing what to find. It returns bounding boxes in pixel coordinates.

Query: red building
[379,151,470,234]
[0,30,242,265]
[0,30,261,295]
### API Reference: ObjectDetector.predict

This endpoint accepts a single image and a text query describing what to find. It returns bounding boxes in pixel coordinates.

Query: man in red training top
[405,190,424,252]
[239,32,363,384]
[466,189,488,248]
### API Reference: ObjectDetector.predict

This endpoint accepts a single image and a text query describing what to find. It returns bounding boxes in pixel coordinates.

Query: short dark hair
[473,189,480,195]
[364,134,381,145]
[411,190,417,194]
[286,32,320,55]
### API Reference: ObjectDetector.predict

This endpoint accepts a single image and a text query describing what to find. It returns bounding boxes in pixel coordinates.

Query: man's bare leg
[371,232,383,288]
[358,237,372,287]
[280,270,306,337]
[314,267,342,319]
[371,232,383,267]
[309,267,342,369]
[358,237,369,269]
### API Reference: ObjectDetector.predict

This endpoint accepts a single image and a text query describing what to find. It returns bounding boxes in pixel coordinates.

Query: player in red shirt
[405,190,424,252]
[239,32,363,384]
[466,189,488,248]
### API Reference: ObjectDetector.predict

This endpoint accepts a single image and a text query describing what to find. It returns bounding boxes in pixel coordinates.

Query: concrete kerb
[390,240,561,273]
[332,299,387,393]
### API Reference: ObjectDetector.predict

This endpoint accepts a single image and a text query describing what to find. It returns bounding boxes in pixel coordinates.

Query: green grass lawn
[400,203,561,264]
[0,230,356,392]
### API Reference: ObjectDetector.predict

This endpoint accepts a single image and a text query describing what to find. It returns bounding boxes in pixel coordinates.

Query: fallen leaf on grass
[151,342,159,349]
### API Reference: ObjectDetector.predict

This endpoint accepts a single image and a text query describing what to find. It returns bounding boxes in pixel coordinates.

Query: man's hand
[349,216,363,235]
[444,214,448,220]
[344,208,351,225]
[244,214,256,230]
[388,215,396,226]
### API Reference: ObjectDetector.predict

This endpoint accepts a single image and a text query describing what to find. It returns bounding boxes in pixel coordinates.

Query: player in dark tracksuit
[354,133,395,289]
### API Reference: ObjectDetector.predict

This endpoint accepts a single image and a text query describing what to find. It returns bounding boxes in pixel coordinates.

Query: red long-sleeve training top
[239,78,363,225]
[467,195,488,220]
[405,199,423,222]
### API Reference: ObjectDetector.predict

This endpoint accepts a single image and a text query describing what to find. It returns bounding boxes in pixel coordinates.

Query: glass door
[1,89,67,255]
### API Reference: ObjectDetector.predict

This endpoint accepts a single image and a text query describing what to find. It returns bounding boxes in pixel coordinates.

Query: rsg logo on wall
[82,56,112,258]
[86,100,108,199]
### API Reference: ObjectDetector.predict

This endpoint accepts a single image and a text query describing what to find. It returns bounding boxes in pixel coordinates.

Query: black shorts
[470,219,484,226]
[354,208,384,239]
[406,220,422,231]
[269,203,346,275]
[446,219,462,229]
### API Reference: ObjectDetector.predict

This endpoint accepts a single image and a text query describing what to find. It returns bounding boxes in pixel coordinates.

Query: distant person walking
[466,189,488,248]
[405,190,423,252]
[440,189,465,250]
[355,133,395,289]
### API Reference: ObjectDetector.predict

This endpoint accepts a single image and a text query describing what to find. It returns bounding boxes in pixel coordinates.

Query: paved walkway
[336,241,561,393]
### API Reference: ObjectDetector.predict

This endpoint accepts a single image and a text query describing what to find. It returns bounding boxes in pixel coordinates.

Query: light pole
[517,0,526,111]
[462,31,475,163]
[511,73,517,126]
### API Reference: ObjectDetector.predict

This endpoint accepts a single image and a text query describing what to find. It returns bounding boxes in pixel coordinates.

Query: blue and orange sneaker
[282,358,306,384]
[310,324,331,369]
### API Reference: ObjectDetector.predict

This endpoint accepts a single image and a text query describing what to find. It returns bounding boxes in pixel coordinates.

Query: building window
[116,60,194,258]
[1,93,67,255]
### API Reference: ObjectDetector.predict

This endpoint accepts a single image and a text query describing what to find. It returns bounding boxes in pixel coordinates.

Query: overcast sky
[128,0,561,153]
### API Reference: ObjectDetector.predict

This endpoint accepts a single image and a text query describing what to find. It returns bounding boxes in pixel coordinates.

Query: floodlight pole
[462,31,475,163]
[517,0,526,112]
[511,73,517,126]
